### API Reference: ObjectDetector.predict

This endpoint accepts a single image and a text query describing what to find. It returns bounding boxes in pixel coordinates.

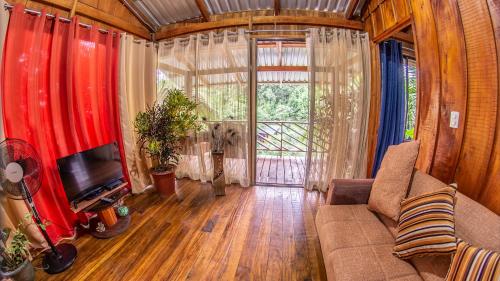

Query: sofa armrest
[325,179,375,205]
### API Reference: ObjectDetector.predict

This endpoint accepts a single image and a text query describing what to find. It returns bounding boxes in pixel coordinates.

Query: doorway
[253,40,310,186]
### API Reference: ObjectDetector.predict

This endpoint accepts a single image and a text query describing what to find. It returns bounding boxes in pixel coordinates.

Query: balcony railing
[256,121,308,185]
[256,121,308,156]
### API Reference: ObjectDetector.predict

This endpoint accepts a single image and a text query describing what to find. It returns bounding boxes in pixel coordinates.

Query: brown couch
[315,170,500,281]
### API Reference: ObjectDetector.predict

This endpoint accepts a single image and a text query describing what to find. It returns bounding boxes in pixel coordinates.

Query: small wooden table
[71,182,131,239]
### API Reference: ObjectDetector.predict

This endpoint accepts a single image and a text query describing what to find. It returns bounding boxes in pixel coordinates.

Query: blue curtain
[371,40,406,177]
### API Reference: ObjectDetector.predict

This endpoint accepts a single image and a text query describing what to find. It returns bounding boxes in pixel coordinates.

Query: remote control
[100,197,114,203]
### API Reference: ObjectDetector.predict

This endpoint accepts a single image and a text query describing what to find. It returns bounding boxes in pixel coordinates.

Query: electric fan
[0,138,77,274]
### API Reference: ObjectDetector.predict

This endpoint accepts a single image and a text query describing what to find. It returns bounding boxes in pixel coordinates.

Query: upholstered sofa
[315,170,500,281]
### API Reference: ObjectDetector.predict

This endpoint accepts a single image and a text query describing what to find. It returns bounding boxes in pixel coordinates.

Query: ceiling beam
[156,15,364,40]
[120,0,157,32]
[23,0,151,38]
[344,0,360,19]
[274,0,281,16]
[195,0,210,22]
[69,0,78,17]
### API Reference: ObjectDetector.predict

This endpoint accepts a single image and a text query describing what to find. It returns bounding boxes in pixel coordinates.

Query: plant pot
[150,169,176,198]
[0,259,34,281]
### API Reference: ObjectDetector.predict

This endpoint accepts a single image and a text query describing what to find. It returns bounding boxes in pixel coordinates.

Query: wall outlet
[450,111,459,128]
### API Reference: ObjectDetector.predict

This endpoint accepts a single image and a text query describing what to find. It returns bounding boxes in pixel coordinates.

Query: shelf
[70,182,128,213]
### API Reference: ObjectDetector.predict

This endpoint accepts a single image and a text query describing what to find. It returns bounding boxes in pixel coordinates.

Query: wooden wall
[364,0,500,214]
[5,0,151,38]
[363,0,411,43]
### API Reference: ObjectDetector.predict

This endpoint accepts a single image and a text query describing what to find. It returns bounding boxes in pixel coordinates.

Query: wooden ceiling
[4,0,368,40]
[122,0,368,40]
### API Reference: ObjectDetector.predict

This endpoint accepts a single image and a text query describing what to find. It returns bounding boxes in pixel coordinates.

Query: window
[404,57,417,140]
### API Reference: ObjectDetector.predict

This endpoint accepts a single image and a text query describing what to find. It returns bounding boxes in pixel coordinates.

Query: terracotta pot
[150,169,176,198]
[0,259,34,281]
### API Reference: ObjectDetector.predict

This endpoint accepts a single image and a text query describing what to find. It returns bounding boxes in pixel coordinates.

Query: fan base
[42,243,77,274]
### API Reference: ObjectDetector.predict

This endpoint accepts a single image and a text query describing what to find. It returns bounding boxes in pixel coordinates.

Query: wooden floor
[256,156,306,185]
[35,179,327,281]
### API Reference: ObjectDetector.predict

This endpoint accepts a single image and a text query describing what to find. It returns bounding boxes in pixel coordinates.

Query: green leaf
[134,88,200,170]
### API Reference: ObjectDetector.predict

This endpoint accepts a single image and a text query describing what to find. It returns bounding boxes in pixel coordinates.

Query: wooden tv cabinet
[70,182,130,238]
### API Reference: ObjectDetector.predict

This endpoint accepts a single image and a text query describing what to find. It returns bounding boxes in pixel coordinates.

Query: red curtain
[1,5,129,243]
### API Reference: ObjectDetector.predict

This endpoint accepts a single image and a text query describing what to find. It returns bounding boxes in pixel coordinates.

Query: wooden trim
[411,0,440,173]
[366,41,381,177]
[274,0,281,16]
[482,0,500,215]
[69,0,77,17]
[390,0,398,22]
[455,0,498,199]
[391,31,413,44]
[21,0,150,38]
[344,0,360,19]
[120,0,156,32]
[428,0,467,184]
[155,15,363,40]
[372,15,411,43]
[195,0,210,22]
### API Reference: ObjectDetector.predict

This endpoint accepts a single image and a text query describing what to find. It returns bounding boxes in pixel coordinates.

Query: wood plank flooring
[256,156,306,185]
[34,180,327,281]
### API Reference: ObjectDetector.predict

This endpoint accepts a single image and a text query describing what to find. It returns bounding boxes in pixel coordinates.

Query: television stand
[70,182,130,239]
[70,182,127,213]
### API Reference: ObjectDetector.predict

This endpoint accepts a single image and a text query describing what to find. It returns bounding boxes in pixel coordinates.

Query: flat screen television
[57,142,124,203]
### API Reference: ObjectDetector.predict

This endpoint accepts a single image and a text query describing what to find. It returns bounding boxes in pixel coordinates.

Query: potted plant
[0,224,34,281]
[135,88,200,197]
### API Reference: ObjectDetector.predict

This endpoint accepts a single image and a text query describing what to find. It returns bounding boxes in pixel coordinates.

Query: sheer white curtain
[305,28,371,192]
[119,34,157,193]
[158,29,250,187]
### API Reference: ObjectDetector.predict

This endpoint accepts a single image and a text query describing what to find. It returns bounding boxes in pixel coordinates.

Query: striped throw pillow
[445,239,499,281]
[393,187,457,259]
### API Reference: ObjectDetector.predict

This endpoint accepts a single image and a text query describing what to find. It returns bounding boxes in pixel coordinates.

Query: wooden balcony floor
[256,156,306,186]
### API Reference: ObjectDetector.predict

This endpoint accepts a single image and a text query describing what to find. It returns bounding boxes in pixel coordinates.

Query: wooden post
[69,0,78,17]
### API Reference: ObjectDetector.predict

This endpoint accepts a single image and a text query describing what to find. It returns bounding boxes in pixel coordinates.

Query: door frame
[248,36,313,187]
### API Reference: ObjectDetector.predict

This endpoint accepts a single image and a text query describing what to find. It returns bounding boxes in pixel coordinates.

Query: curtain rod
[245,29,310,33]
[159,29,308,44]
[3,3,115,35]
[3,3,149,44]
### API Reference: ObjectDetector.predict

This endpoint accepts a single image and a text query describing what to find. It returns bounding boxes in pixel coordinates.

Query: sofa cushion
[369,141,420,221]
[316,205,417,281]
[379,213,399,238]
[408,170,448,197]
[445,239,500,281]
[326,245,423,281]
[319,220,395,253]
[394,187,457,259]
[316,205,395,253]
[406,170,500,252]
[454,193,500,252]
[316,204,377,225]
[410,256,451,281]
